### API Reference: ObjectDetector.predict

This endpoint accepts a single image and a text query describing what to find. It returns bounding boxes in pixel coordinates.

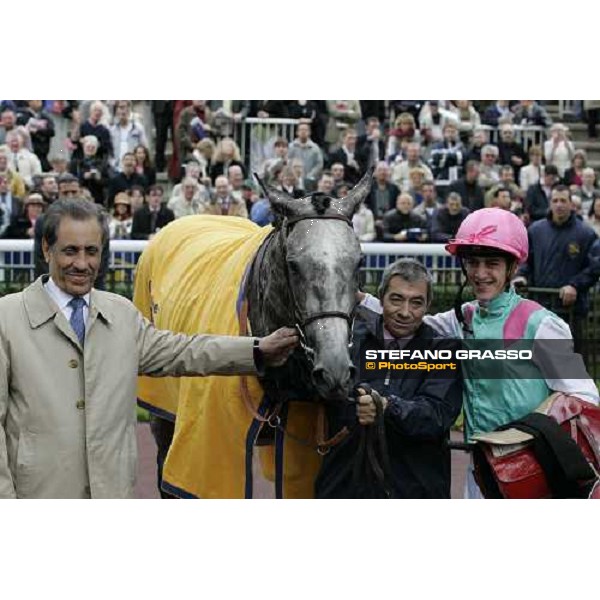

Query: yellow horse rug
[133,215,322,498]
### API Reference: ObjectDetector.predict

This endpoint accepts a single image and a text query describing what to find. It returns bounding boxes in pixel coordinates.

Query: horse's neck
[248,230,294,336]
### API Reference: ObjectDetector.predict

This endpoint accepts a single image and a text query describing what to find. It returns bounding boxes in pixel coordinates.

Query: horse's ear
[254,172,296,217]
[339,167,374,217]
[263,184,296,217]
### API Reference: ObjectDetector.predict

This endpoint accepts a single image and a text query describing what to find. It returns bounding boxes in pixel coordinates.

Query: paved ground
[135,424,469,499]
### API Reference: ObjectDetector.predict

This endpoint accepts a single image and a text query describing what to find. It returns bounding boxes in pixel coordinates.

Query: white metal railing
[558,101,577,120]
[236,117,300,174]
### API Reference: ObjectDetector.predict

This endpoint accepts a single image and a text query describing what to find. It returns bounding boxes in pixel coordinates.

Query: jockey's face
[382,276,428,338]
[463,255,515,302]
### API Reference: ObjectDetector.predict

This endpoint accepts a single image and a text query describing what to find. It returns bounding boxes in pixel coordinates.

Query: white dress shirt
[44,277,90,327]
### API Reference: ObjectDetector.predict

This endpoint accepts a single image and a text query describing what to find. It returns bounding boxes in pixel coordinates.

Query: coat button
[69,359,78,368]
[76,399,85,410]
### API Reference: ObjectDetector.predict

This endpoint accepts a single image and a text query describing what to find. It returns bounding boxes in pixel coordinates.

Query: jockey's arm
[532,315,600,406]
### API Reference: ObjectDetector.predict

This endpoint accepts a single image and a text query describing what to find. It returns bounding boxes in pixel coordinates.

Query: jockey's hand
[259,327,299,367]
[356,387,388,426]
[559,284,577,306]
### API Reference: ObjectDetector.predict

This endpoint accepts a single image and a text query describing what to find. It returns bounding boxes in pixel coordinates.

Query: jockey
[360,207,599,497]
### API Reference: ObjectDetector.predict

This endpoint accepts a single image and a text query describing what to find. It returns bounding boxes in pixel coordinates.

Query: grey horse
[247,167,373,402]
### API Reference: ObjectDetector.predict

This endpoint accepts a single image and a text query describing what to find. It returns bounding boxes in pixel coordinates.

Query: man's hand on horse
[356,387,388,426]
[259,327,299,367]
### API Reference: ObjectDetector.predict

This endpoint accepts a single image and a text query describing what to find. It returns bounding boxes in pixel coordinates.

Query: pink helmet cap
[445,208,528,263]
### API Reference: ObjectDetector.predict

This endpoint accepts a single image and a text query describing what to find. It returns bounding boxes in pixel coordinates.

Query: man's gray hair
[377,258,433,304]
[42,198,109,249]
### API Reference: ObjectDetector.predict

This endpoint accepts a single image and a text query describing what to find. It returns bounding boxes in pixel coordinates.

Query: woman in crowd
[544,123,574,179]
[69,134,109,205]
[519,145,543,192]
[209,138,245,183]
[108,192,133,239]
[133,144,156,188]
[563,149,587,188]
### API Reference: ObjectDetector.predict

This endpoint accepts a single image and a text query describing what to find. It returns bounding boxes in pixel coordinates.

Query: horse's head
[261,169,373,399]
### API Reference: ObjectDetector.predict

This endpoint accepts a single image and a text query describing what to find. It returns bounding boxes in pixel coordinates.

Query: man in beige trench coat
[0,199,298,499]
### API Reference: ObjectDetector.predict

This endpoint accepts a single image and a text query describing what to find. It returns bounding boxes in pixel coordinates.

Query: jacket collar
[24,275,114,329]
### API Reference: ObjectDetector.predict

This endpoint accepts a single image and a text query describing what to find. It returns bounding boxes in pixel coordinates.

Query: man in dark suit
[151,101,174,172]
[327,128,361,185]
[365,161,400,240]
[356,117,386,173]
[131,185,175,240]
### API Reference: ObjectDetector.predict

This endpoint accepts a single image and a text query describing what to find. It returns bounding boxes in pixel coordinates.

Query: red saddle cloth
[472,393,600,499]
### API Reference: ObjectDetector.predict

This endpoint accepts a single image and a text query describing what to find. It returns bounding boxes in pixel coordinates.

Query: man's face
[122,155,135,173]
[464,255,511,302]
[422,184,435,204]
[473,131,487,146]
[58,182,80,199]
[42,217,102,297]
[228,167,244,189]
[500,168,514,184]
[500,127,514,143]
[466,164,480,181]
[331,163,345,181]
[375,163,390,182]
[29,100,43,111]
[495,191,512,210]
[407,145,420,163]
[543,173,557,188]
[382,276,428,338]
[583,171,595,188]
[42,177,58,196]
[1,111,15,128]
[318,175,334,194]
[215,178,229,198]
[344,132,357,150]
[116,101,130,121]
[447,196,462,215]
[90,105,103,122]
[483,151,497,167]
[396,195,413,214]
[444,126,458,142]
[275,143,287,158]
[8,136,20,153]
[148,189,162,209]
[550,191,572,223]
[183,183,196,201]
[297,124,310,141]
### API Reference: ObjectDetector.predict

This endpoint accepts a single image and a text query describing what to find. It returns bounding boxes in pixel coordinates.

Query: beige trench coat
[0,277,257,499]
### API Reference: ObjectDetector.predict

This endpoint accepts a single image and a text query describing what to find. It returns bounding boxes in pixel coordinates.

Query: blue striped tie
[69,297,86,346]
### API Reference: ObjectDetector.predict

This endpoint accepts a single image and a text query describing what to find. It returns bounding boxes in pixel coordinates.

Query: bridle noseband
[280,213,359,364]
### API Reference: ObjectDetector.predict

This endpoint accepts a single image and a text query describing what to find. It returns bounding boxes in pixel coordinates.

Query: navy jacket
[518,212,598,315]
[315,307,463,499]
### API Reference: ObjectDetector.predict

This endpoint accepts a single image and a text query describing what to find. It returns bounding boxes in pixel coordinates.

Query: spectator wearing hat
[1,192,45,239]
[524,164,560,222]
[108,193,133,239]
[131,185,174,240]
